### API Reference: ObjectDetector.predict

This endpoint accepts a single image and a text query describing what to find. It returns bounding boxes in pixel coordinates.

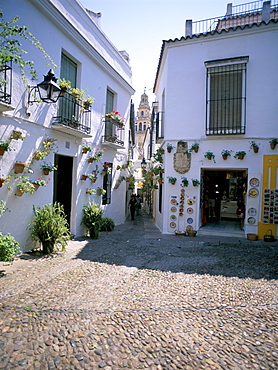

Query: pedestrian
[136,194,141,215]
[129,194,137,220]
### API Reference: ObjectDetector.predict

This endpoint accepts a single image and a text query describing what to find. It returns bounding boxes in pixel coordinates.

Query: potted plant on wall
[33,178,47,190]
[15,176,36,196]
[40,162,57,175]
[221,149,232,160]
[204,151,215,162]
[82,143,92,154]
[10,130,25,141]
[192,178,200,186]
[249,141,259,153]
[167,176,177,185]
[189,143,199,153]
[0,141,10,156]
[166,143,175,153]
[14,161,27,174]
[97,187,106,196]
[81,202,103,239]
[234,151,246,160]
[181,177,189,187]
[269,139,278,150]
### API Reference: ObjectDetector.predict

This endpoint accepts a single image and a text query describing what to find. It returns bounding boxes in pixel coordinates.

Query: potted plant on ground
[167,176,177,185]
[0,141,10,155]
[81,201,103,239]
[16,176,36,196]
[221,149,232,160]
[40,162,57,175]
[204,151,216,162]
[192,178,200,186]
[189,143,199,153]
[181,177,189,187]
[269,138,278,150]
[29,202,70,254]
[33,178,47,190]
[82,143,92,154]
[234,151,246,160]
[0,232,20,263]
[249,141,259,153]
[166,143,175,153]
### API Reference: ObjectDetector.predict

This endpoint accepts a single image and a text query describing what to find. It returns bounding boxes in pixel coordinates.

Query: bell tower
[135,90,151,158]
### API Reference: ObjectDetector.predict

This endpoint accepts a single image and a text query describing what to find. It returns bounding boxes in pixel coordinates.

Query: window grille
[102,163,112,205]
[205,58,247,135]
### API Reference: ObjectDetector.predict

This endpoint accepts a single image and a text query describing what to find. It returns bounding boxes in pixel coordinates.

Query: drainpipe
[185,20,192,37]
[262,1,271,22]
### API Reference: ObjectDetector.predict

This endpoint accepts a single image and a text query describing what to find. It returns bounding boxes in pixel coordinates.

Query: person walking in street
[136,194,141,215]
[129,194,137,220]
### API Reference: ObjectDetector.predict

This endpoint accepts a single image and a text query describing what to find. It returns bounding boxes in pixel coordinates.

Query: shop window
[205,57,248,135]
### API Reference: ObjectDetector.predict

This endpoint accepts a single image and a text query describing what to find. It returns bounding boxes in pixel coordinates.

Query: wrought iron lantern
[141,157,147,170]
[28,69,61,104]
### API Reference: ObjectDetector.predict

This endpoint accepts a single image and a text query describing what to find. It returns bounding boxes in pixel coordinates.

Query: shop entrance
[201,169,247,231]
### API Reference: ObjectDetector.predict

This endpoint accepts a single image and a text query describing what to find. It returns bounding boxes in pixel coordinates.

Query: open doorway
[201,169,247,231]
[53,154,73,226]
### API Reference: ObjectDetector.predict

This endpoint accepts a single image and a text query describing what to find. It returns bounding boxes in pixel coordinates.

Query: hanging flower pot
[11,130,24,140]
[253,146,259,153]
[90,177,97,183]
[81,175,88,181]
[16,189,25,196]
[33,184,40,191]
[0,178,5,188]
[269,139,277,150]
[43,169,50,175]
[270,142,276,150]
[14,162,27,174]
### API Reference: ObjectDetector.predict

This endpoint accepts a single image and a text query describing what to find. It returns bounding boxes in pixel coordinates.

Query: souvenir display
[187,198,194,205]
[247,216,256,225]
[171,206,177,213]
[170,222,176,228]
[170,214,177,221]
[187,207,193,214]
[187,217,193,224]
[171,198,177,205]
[249,177,259,187]
[248,207,257,216]
[248,188,259,198]
[263,189,278,224]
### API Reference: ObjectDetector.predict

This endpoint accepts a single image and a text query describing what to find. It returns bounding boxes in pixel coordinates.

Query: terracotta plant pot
[90,177,97,183]
[43,169,50,175]
[14,162,26,174]
[82,148,88,154]
[188,230,197,237]
[270,142,276,150]
[194,147,199,153]
[0,178,5,187]
[167,148,172,153]
[16,189,24,196]
[253,147,259,153]
[238,154,245,160]
[87,158,94,163]
[0,147,6,156]
[33,184,40,191]
[81,175,88,180]
[222,154,228,160]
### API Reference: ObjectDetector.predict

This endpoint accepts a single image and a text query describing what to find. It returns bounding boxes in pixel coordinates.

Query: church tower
[135,91,151,158]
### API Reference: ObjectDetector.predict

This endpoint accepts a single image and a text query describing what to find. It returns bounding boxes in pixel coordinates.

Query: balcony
[52,92,91,138]
[102,118,125,148]
[0,61,14,113]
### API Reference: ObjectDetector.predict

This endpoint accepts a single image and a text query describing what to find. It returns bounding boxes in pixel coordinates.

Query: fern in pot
[29,202,70,254]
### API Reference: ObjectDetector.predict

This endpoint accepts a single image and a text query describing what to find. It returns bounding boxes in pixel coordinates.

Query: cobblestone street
[1,212,278,369]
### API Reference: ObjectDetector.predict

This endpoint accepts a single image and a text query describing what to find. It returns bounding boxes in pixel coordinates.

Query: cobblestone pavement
[0,212,278,369]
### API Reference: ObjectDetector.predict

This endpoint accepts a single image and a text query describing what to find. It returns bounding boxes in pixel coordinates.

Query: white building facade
[0,0,135,252]
[152,1,278,239]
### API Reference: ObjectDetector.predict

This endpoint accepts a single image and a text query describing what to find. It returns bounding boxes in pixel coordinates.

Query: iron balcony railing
[102,118,125,147]
[192,0,278,35]
[0,61,12,105]
[52,91,91,135]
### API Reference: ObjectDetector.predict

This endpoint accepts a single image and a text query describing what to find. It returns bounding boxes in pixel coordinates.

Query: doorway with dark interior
[53,154,73,227]
[201,169,247,231]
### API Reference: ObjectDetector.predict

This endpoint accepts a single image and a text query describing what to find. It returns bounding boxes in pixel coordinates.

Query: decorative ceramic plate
[247,217,256,225]
[170,222,176,228]
[187,207,193,214]
[180,201,184,205]
[180,196,184,201]
[249,188,259,198]
[181,189,185,193]
[187,217,193,224]
[179,213,183,216]
[170,199,177,205]
[187,198,194,205]
[248,207,257,216]
[170,206,177,213]
[170,215,177,221]
[249,177,259,187]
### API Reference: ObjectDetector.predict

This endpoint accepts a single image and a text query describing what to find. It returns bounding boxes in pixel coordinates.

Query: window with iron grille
[205,57,248,135]
[102,163,112,205]
[105,89,114,138]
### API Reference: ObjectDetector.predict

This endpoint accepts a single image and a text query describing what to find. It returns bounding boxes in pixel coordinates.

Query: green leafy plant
[40,162,57,171]
[269,138,278,144]
[58,78,71,91]
[86,188,96,195]
[204,151,215,162]
[234,151,246,159]
[0,141,10,150]
[0,12,57,87]
[88,149,105,162]
[29,202,70,254]
[97,187,106,196]
[189,143,199,153]
[10,130,25,140]
[181,177,189,187]
[33,178,47,186]
[153,147,164,163]
[0,232,20,263]
[0,200,9,217]
[83,95,94,109]
[69,87,85,101]
[249,141,259,149]
[16,176,35,194]
[81,202,103,239]
[167,176,177,184]
[82,143,92,153]
[221,149,232,157]
[100,217,115,232]
[192,178,200,186]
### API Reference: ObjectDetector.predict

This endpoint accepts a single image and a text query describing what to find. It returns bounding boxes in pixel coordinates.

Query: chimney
[226,3,233,16]
[185,20,192,37]
[262,1,271,22]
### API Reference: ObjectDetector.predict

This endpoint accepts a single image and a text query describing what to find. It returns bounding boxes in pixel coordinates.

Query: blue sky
[80,0,245,108]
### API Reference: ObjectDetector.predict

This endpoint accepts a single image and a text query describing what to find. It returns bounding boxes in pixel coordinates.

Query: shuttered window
[59,54,77,119]
[105,89,114,137]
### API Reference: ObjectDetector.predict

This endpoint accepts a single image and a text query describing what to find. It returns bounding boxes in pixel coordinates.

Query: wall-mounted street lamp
[28,69,61,105]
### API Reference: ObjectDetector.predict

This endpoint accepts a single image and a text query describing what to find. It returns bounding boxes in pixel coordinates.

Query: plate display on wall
[248,188,259,198]
[248,207,257,216]
[187,207,193,214]
[187,217,193,224]
[170,206,177,213]
[170,199,177,205]
[170,215,177,221]
[247,216,256,225]
[187,198,194,205]
[170,222,176,228]
[249,178,259,187]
